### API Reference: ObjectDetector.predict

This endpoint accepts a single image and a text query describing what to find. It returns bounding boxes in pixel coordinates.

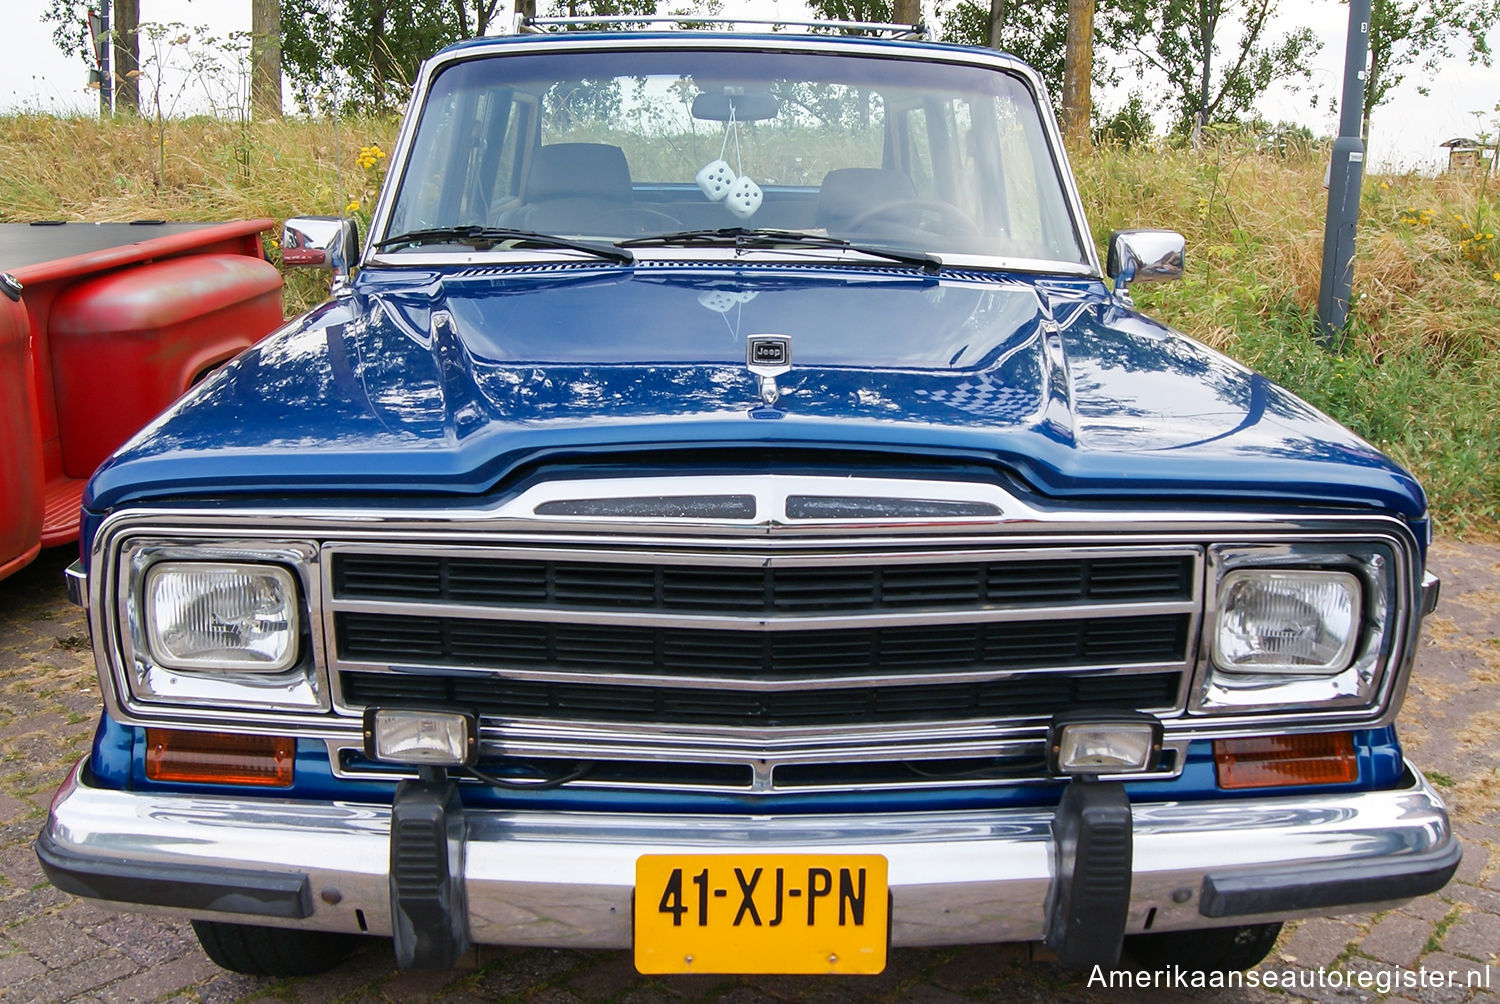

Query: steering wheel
[844,199,978,237]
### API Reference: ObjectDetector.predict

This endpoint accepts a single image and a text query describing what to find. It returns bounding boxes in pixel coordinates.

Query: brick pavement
[1,540,1496,1004]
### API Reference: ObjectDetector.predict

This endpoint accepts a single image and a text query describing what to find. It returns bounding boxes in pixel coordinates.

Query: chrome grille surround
[85,475,1422,794]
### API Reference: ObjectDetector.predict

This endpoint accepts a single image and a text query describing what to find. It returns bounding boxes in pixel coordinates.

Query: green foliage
[281,0,506,113]
[40,1,95,66]
[936,0,1070,96]
[1092,92,1154,149]
[1106,0,1320,133]
[1361,0,1500,140]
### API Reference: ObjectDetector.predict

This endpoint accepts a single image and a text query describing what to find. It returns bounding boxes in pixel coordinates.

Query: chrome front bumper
[38,759,1458,949]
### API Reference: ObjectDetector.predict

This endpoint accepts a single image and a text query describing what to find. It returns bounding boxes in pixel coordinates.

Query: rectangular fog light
[1049,711,1163,776]
[364,709,477,767]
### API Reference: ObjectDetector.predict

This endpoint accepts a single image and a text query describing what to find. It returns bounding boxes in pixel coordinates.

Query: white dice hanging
[696,160,736,201]
[725,176,763,220]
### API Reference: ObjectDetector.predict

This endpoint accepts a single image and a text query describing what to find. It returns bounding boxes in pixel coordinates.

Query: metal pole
[1315,0,1371,350]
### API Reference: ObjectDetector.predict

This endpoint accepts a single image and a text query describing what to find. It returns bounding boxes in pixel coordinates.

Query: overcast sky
[1,0,1495,172]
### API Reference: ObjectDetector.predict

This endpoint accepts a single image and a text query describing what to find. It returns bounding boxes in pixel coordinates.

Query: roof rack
[512,15,926,40]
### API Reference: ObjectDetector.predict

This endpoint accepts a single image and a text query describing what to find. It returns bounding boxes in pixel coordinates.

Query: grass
[1,115,1497,536]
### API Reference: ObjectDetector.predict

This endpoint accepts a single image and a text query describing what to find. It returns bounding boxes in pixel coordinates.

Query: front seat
[500,143,636,234]
[815,168,918,233]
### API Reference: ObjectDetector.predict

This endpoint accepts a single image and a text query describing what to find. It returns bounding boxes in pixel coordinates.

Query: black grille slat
[340,670,1181,726]
[335,613,1189,678]
[331,553,1195,613]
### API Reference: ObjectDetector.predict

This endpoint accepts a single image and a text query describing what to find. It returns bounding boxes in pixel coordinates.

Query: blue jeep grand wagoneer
[38,19,1456,980]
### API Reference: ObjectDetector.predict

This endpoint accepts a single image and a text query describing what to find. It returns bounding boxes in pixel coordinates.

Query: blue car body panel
[85,264,1425,523]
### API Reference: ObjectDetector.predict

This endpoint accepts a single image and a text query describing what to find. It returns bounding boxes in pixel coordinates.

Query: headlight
[145,562,299,672]
[1213,570,1360,675]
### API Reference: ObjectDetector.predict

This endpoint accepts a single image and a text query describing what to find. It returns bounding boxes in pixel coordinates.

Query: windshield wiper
[618,227,940,274]
[374,225,633,264]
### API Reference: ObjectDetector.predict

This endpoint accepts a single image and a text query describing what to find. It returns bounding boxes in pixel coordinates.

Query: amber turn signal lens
[1215,732,1358,789]
[145,728,294,786]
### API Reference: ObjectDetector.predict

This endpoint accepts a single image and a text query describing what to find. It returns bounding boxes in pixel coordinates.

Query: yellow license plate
[634,853,888,975]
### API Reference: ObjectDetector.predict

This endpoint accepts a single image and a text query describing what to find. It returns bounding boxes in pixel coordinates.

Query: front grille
[332,553,1194,613]
[325,542,1202,792]
[335,612,1189,680]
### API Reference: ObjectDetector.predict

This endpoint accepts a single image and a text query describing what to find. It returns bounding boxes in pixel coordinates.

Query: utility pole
[893,0,922,27]
[1316,0,1372,350]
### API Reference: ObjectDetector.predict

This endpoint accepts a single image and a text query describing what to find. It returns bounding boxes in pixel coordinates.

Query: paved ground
[1,540,1497,1004]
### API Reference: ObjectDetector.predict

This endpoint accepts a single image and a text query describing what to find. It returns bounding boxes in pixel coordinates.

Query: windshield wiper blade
[374,225,633,264]
[618,227,939,273]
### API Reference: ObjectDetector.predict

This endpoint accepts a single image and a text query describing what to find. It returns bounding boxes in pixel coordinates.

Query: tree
[1362,0,1500,141]
[115,0,139,114]
[1108,0,1320,135]
[1059,0,1095,144]
[281,0,679,111]
[251,0,283,118]
[940,0,1071,96]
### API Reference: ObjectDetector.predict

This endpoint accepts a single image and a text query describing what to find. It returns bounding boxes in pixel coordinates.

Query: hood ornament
[746,334,791,406]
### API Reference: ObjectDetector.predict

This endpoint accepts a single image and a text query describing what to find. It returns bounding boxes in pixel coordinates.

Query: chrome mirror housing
[281,216,360,282]
[1106,229,1185,302]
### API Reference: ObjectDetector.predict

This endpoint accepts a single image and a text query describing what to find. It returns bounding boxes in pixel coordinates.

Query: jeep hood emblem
[746,334,791,405]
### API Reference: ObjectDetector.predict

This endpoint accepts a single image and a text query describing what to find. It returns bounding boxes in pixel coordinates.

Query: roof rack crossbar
[513,15,926,39]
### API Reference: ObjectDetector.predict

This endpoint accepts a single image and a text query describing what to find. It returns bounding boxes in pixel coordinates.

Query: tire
[191,920,361,977]
[1122,922,1283,974]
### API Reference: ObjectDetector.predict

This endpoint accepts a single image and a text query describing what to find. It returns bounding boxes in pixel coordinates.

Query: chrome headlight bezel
[117,538,329,713]
[1194,543,1396,716]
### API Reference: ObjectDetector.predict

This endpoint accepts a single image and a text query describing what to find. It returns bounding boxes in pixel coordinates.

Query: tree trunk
[251,0,283,119]
[113,0,139,115]
[1060,0,1093,145]
[986,0,1005,48]
[892,0,921,27]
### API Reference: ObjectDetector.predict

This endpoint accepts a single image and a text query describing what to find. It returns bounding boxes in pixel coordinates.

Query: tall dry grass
[1,116,1496,534]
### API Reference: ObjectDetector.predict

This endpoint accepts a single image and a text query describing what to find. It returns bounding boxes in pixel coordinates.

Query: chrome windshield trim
[361,247,1101,277]
[362,35,1102,277]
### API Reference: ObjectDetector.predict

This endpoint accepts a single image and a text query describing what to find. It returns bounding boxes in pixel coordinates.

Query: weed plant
[0,116,1495,535]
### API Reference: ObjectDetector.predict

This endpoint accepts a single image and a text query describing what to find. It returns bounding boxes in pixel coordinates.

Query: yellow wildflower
[345,199,360,213]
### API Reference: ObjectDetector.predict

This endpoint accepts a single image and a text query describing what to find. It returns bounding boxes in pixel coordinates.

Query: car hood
[86,262,1425,519]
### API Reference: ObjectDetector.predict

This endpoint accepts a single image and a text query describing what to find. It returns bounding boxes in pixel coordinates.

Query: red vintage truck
[0,220,283,580]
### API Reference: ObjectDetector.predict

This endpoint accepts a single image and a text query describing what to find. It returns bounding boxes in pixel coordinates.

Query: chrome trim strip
[42,760,1455,944]
[331,660,1187,694]
[362,36,1102,278]
[325,596,1197,631]
[327,737,1190,794]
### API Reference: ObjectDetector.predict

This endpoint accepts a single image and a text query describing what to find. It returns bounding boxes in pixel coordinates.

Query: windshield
[383,46,1087,265]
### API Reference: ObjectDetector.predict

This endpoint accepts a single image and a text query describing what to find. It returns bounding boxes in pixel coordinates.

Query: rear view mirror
[691,91,780,122]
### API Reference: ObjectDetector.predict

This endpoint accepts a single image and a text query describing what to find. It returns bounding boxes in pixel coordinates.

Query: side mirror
[282,216,360,281]
[1106,229,1185,300]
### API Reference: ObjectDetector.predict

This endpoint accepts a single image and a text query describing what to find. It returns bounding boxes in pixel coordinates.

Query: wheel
[191,920,361,977]
[843,198,978,237]
[1122,922,1282,974]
